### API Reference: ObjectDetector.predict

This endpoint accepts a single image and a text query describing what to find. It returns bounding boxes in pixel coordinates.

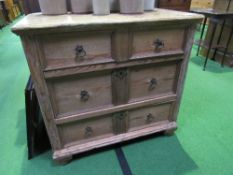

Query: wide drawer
[47,71,113,118]
[40,31,113,69]
[128,103,172,132]
[58,101,173,147]
[131,28,185,59]
[129,61,179,102]
[59,115,114,147]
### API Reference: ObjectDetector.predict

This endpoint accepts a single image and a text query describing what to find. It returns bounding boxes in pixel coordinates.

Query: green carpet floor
[0,18,233,175]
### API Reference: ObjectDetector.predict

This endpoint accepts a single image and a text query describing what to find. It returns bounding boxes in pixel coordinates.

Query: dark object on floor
[115,148,133,175]
[25,77,50,159]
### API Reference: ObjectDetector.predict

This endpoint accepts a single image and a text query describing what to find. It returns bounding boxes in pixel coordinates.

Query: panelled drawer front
[58,102,172,147]
[129,61,179,102]
[59,115,114,147]
[131,28,185,59]
[48,71,113,118]
[40,31,112,69]
[128,103,172,132]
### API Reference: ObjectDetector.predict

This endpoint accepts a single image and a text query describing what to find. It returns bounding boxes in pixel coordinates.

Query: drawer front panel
[48,71,112,118]
[59,115,114,147]
[129,61,179,102]
[129,103,172,132]
[131,28,185,59]
[40,32,112,69]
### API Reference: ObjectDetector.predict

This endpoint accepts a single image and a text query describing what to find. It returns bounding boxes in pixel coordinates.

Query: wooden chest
[12,10,202,164]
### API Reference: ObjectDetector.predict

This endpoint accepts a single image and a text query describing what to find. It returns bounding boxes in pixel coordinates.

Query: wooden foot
[164,128,177,136]
[55,156,73,165]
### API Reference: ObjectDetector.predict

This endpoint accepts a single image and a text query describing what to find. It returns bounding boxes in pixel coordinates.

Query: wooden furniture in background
[191,8,233,69]
[12,9,202,164]
[21,0,72,14]
[191,0,214,9]
[0,0,10,25]
[21,0,40,14]
[192,0,233,68]
[201,18,233,67]
[158,0,192,11]
[0,9,7,28]
[213,0,233,12]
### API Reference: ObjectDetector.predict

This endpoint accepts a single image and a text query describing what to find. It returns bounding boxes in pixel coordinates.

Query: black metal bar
[226,0,232,12]
[197,17,207,56]
[203,18,218,71]
[212,20,225,60]
[115,148,133,175]
[221,20,233,67]
[25,77,34,159]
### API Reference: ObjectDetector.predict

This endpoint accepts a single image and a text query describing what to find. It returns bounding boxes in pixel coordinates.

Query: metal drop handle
[153,39,165,50]
[146,113,154,123]
[149,78,157,90]
[85,127,93,137]
[75,45,86,58]
[80,90,90,102]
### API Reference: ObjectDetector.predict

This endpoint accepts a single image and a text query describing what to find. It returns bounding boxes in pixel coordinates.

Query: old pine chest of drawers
[12,9,203,163]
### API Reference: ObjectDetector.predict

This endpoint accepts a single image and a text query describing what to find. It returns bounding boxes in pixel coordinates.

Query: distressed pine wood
[59,115,114,147]
[112,29,131,62]
[55,94,177,125]
[112,112,129,134]
[112,69,129,105]
[12,10,203,164]
[12,10,203,35]
[20,36,62,150]
[48,71,113,118]
[128,102,173,132]
[130,28,185,59]
[129,61,179,103]
[53,121,177,161]
[44,55,184,78]
[40,31,113,69]
[169,26,197,122]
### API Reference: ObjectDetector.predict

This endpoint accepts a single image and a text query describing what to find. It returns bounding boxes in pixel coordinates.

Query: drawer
[131,28,185,59]
[40,31,113,69]
[128,103,172,132]
[59,115,114,147]
[48,71,113,118]
[129,61,179,102]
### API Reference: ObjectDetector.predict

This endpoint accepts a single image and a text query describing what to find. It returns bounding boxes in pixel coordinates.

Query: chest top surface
[12,9,203,35]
